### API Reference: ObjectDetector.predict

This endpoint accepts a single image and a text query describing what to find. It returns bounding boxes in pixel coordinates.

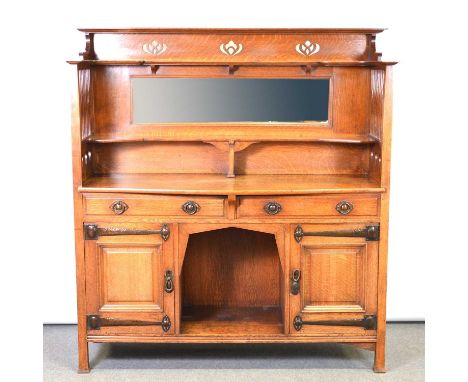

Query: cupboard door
[289,224,378,336]
[84,223,175,335]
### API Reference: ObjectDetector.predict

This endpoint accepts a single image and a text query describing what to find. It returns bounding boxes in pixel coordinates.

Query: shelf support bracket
[228,65,239,75]
[79,32,96,60]
[227,140,236,178]
[301,65,317,75]
[227,194,237,219]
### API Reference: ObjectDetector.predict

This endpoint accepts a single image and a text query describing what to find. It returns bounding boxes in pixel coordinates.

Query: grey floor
[44,323,424,382]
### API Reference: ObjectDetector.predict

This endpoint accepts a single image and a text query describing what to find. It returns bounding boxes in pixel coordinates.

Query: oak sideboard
[68,28,395,372]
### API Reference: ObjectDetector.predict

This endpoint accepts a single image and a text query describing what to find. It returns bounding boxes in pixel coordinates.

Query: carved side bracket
[367,34,382,61]
[79,32,96,60]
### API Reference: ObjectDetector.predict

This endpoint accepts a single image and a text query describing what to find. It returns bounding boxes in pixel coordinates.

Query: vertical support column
[71,64,89,373]
[374,66,393,373]
[227,194,237,220]
[172,223,181,335]
[227,140,235,178]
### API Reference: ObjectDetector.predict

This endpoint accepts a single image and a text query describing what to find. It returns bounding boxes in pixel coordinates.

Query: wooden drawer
[83,194,225,217]
[237,194,379,218]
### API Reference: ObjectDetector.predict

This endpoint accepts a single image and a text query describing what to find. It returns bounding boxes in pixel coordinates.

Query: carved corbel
[79,32,96,60]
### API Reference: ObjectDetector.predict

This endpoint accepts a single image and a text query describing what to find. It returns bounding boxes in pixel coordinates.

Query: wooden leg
[373,336,386,373]
[78,339,89,373]
[77,321,90,373]
[74,226,89,373]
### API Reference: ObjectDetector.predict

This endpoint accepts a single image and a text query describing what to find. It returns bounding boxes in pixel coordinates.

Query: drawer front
[237,194,379,218]
[84,194,225,217]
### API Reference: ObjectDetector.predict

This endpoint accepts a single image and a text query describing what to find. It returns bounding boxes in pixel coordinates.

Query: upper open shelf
[79,174,384,195]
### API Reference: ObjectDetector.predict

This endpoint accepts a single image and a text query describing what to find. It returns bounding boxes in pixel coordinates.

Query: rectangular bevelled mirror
[131,78,330,124]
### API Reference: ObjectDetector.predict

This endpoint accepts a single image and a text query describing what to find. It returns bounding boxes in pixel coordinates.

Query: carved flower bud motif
[220,40,243,56]
[142,40,167,55]
[296,40,320,56]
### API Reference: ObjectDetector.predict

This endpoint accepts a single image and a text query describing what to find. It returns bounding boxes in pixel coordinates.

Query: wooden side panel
[368,69,384,183]
[332,68,371,134]
[374,66,393,373]
[370,69,384,141]
[71,65,89,372]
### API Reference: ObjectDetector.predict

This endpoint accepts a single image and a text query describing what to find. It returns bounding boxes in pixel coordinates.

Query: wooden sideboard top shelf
[79,174,384,195]
[78,28,387,34]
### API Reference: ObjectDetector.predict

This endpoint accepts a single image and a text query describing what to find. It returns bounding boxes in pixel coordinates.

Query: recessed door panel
[99,244,162,311]
[302,245,366,312]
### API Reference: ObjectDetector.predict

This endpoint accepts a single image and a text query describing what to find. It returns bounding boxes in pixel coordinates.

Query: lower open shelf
[181,306,284,336]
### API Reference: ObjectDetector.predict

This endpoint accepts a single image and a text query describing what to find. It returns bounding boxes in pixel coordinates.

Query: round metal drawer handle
[182,201,200,215]
[110,200,128,215]
[336,200,353,215]
[264,201,282,215]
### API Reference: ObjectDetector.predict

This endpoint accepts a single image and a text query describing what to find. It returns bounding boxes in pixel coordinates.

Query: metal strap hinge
[293,315,377,331]
[84,224,170,241]
[87,314,171,332]
[294,225,380,243]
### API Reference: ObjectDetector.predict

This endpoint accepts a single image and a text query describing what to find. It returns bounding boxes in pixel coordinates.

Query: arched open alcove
[180,227,284,335]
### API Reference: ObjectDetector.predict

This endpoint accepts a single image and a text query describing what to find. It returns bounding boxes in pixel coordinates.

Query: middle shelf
[85,132,378,145]
[80,173,384,195]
